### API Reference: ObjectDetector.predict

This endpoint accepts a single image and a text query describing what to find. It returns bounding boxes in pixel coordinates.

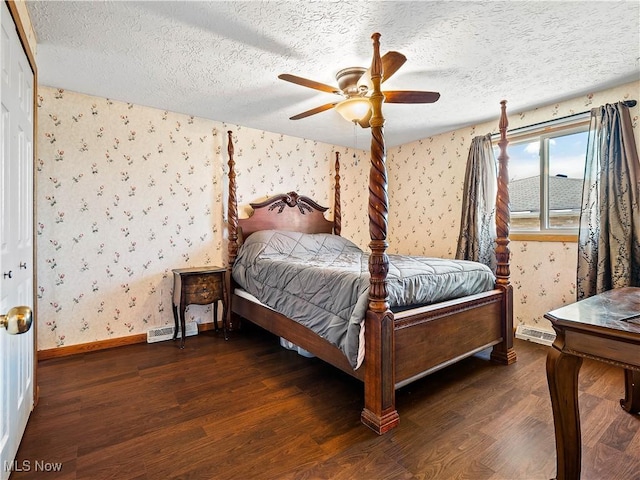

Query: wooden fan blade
[357,51,408,90]
[289,102,338,120]
[383,90,441,104]
[278,74,341,95]
[381,51,407,82]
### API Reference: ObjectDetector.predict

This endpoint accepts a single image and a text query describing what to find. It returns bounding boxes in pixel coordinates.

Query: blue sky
[507,130,588,181]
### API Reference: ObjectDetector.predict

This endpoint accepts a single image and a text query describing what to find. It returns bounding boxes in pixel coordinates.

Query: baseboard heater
[147,323,198,343]
[515,324,556,346]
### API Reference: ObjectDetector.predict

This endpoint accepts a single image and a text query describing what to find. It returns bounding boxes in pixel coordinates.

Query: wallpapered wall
[383,81,639,330]
[36,87,353,350]
[36,81,639,352]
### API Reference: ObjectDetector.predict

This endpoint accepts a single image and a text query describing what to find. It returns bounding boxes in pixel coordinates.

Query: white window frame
[496,114,590,242]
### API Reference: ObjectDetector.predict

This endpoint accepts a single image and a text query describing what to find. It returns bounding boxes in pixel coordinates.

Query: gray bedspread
[232,230,496,369]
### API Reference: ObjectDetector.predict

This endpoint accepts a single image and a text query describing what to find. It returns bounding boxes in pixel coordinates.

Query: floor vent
[515,324,556,346]
[147,323,198,343]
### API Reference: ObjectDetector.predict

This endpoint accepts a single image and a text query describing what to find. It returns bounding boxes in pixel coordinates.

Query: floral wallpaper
[36,87,340,351]
[36,80,639,352]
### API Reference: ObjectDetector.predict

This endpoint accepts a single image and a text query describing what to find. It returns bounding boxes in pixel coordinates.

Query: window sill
[510,232,578,242]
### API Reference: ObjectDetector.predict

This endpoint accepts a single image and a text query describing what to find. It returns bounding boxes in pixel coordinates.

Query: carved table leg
[171,303,179,341]
[221,303,228,341]
[179,300,186,349]
[621,369,640,414]
[546,345,583,480]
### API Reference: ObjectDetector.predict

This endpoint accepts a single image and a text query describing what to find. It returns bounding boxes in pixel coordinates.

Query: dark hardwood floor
[14,324,640,480]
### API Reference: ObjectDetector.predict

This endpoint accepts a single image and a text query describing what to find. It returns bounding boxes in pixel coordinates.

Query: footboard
[394,290,504,388]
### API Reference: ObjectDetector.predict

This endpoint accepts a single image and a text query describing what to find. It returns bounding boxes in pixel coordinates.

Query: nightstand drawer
[189,289,218,305]
[183,276,222,294]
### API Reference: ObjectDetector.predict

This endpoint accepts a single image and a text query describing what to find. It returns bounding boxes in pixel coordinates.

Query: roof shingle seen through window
[510,175,583,212]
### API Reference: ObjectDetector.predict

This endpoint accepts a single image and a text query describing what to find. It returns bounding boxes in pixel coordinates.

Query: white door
[0,3,35,478]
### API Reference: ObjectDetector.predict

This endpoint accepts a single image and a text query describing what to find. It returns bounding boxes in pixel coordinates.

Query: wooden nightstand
[172,266,227,348]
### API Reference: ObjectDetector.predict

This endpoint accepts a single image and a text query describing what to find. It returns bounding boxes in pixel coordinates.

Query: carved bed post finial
[334,151,342,236]
[361,32,399,435]
[495,100,510,286]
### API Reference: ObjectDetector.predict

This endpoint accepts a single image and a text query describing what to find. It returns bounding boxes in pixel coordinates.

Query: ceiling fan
[278,51,440,127]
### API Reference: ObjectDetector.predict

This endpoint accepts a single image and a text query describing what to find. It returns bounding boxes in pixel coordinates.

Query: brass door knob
[0,306,33,334]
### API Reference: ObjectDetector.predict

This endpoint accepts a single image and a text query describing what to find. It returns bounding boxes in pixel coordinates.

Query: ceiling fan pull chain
[353,123,358,161]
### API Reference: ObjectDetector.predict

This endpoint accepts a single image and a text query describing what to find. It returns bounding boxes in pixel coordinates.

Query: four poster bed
[224,33,516,434]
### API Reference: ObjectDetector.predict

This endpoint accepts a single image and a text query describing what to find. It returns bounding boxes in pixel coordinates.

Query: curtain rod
[502,99,637,136]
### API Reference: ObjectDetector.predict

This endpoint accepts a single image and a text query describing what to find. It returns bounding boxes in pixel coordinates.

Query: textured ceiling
[26,1,640,148]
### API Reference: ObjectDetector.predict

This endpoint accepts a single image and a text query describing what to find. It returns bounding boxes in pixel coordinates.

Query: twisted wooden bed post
[226,130,238,330]
[334,152,342,236]
[360,32,399,434]
[490,101,517,364]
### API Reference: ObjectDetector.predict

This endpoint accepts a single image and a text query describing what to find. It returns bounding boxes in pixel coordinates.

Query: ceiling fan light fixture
[335,97,370,123]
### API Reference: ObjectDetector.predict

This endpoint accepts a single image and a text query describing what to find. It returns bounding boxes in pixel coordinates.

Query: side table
[544,287,640,480]
[172,266,227,348]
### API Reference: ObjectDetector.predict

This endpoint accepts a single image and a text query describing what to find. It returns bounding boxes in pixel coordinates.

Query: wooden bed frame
[224,33,516,434]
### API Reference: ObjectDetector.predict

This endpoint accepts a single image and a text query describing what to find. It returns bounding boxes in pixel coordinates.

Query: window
[496,118,589,239]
